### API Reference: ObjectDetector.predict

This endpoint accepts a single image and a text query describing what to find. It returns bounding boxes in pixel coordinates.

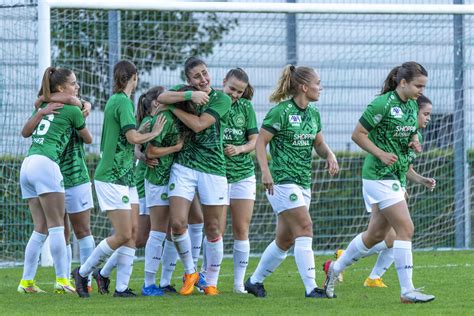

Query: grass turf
[1,250,473,315]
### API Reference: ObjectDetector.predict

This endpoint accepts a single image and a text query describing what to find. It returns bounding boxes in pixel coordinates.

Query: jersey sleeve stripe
[246,128,259,136]
[121,124,136,133]
[359,116,373,132]
[262,125,277,134]
[204,108,220,121]
[76,123,86,130]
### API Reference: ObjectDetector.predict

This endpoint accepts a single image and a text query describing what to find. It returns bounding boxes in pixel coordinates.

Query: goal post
[2,0,473,264]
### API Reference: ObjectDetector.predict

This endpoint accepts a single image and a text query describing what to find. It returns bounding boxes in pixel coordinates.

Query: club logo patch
[169,183,175,191]
[289,193,298,201]
[122,195,129,203]
[392,183,400,191]
[234,115,245,127]
[390,107,404,118]
[161,193,168,200]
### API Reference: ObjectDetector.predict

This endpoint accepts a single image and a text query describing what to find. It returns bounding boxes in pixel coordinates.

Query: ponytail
[269,65,316,103]
[38,66,73,100]
[136,86,165,124]
[381,61,428,94]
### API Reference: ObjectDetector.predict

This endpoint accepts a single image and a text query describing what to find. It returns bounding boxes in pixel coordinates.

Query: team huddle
[17,57,435,303]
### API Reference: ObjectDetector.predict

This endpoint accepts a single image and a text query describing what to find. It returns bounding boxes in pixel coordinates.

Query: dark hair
[184,57,207,80]
[417,95,432,109]
[113,60,137,93]
[269,65,316,103]
[225,67,254,101]
[381,62,428,94]
[174,85,199,142]
[38,67,73,99]
[136,86,165,124]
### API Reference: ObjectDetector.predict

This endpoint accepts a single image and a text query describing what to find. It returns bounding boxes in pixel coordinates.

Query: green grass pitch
[1,251,473,315]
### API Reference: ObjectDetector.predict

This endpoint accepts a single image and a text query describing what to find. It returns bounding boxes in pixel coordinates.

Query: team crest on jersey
[392,183,400,192]
[289,115,302,125]
[390,107,404,118]
[161,193,168,201]
[122,195,129,203]
[169,183,175,191]
[289,193,298,201]
[234,115,245,127]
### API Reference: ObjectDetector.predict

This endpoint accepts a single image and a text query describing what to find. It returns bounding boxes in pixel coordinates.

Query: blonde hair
[269,65,316,103]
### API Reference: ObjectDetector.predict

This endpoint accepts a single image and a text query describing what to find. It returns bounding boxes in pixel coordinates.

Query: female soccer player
[18,67,92,294]
[93,86,163,292]
[324,62,436,303]
[245,65,339,298]
[221,68,258,294]
[32,91,96,292]
[362,94,436,288]
[156,57,231,295]
[72,60,166,298]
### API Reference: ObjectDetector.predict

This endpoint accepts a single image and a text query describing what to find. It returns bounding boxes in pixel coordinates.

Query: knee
[73,226,91,240]
[232,225,249,240]
[399,223,414,240]
[115,229,132,245]
[298,220,313,237]
[275,238,293,251]
[170,219,187,235]
[204,222,221,241]
[135,232,149,248]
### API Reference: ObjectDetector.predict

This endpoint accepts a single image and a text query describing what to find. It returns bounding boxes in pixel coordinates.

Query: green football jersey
[399,131,423,188]
[28,104,86,164]
[145,110,180,186]
[262,99,322,189]
[174,88,231,177]
[223,98,258,183]
[59,130,90,189]
[135,116,153,198]
[359,91,419,181]
[94,92,136,186]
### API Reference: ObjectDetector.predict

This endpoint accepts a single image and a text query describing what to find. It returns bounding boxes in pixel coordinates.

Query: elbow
[191,125,205,133]
[21,130,31,138]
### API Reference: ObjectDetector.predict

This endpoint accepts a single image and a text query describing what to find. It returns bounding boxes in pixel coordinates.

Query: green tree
[51,9,238,108]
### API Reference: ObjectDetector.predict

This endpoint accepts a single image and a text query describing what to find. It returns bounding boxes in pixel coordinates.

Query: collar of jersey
[290,98,308,112]
[393,91,407,104]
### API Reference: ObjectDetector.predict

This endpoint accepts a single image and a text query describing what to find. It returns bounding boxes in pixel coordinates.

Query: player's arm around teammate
[18,67,91,294]
[156,57,231,295]
[72,60,166,298]
[245,65,339,299]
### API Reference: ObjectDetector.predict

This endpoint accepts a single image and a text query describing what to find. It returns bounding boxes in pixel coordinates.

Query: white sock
[115,246,136,292]
[66,244,72,278]
[369,248,394,279]
[188,223,204,270]
[172,231,195,274]
[205,237,224,287]
[100,250,119,278]
[250,240,287,284]
[333,233,369,275]
[364,240,388,257]
[393,240,414,295]
[294,237,317,294]
[159,239,178,287]
[48,226,68,279]
[22,231,47,280]
[79,239,114,277]
[233,239,250,289]
[78,235,95,265]
[144,230,166,287]
[200,236,208,276]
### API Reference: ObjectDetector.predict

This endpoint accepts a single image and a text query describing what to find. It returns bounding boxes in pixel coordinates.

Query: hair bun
[289,65,296,72]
